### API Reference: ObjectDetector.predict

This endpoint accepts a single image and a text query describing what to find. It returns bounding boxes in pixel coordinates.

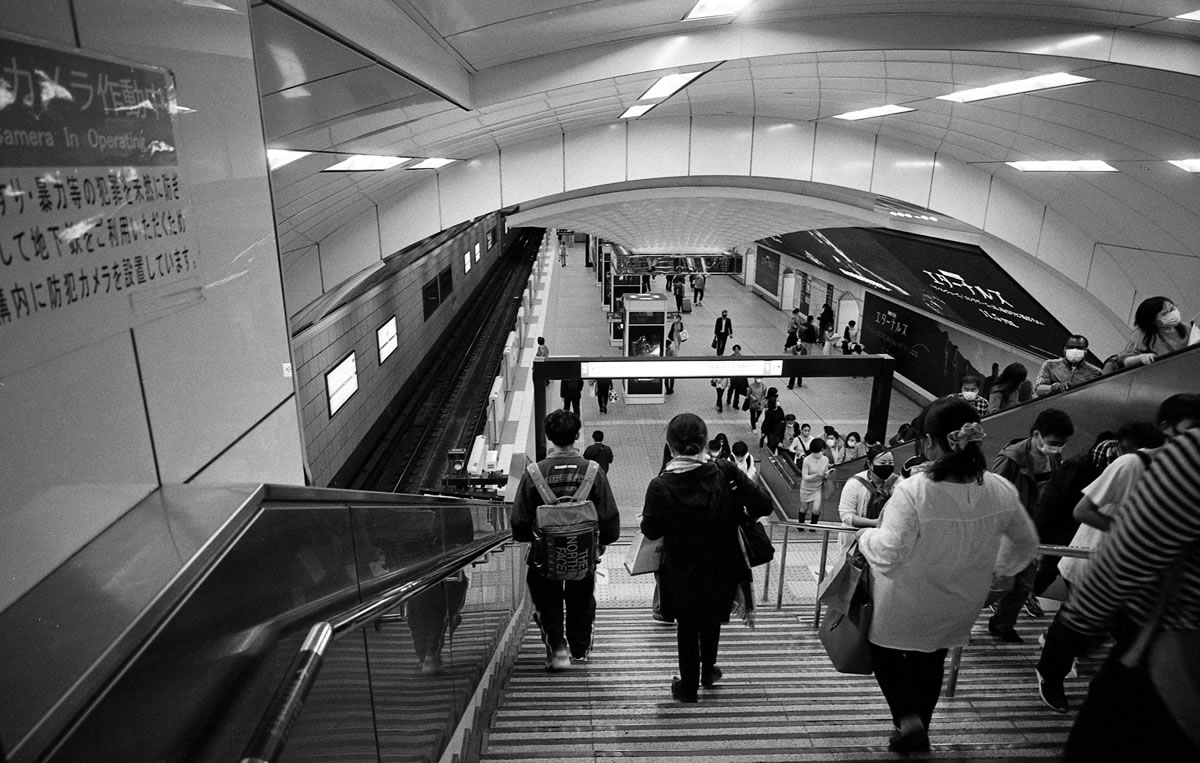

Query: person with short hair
[640,413,773,702]
[731,440,756,479]
[744,377,767,432]
[988,408,1075,642]
[726,345,749,409]
[583,429,615,473]
[691,272,706,305]
[842,320,863,354]
[953,374,989,417]
[713,310,733,356]
[1034,335,1101,397]
[536,336,551,386]
[857,398,1037,752]
[510,410,620,669]
[843,431,867,462]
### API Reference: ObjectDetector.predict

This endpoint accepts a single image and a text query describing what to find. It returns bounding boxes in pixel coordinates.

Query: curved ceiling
[256,1,1200,276]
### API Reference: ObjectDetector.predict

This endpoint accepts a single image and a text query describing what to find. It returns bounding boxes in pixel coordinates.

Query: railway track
[350,229,541,495]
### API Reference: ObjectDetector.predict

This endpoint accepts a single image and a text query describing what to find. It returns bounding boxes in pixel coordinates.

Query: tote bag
[623,532,663,575]
[817,543,874,674]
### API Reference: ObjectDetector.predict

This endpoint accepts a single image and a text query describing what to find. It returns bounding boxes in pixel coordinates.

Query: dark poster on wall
[861,293,980,397]
[763,228,1071,358]
[754,246,780,295]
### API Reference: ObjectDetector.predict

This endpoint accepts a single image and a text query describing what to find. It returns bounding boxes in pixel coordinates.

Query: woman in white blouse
[856,398,1037,753]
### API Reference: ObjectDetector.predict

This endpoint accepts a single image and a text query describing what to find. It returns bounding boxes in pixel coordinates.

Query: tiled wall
[0,0,303,612]
[292,214,504,486]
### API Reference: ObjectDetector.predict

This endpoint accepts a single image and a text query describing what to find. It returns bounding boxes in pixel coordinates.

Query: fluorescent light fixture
[937,72,1093,103]
[639,71,703,101]
[175,0,240,11]
[684,0,750,20]
[890,211,939,222]
[325,353,358,417]
[323,155,409,172]
[1168,159,1200,172]
[377,316,398,364]
[267,149,310,170]
[620,104,656,119]
[1174,10,1200,21]
[833,104,914,120]
[409,157,455,169]
[581,358,783,379]
[1006,160,1117,172]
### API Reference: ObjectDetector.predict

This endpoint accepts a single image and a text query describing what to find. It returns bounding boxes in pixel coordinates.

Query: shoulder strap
[851,474,878,496]
[525,462,558,505]
[572,460,600,501]
[1134,450,1152,467]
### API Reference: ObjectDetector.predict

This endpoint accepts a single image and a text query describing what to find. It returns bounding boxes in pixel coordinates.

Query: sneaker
[1036,669,1069,713]
[652,613,674,624]
[670,677,698,703]
[1024,596,1045,618]
[546,648,571,671]
[988,623,1024,643]
[570,651,590,664]
[701,665,723,688]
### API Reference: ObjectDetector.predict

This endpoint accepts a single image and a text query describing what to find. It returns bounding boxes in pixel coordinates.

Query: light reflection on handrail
[240,529,513,763]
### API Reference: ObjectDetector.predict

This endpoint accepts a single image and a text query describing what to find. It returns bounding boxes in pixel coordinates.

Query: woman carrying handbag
[854,398,1037,753]
[640,413,773,703]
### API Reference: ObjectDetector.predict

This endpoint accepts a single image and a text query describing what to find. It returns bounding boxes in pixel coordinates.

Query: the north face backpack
[526,460,601,581]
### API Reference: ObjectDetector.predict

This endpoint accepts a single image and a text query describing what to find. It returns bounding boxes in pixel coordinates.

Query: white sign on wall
[325,352,358,416]
[376,315,397,363]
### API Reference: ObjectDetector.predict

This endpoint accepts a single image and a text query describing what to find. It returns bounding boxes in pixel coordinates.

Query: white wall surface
[0,0,304,613]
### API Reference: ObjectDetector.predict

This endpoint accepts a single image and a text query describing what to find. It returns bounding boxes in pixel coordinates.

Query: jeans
[749,408,761,429]
[989,560,1037,633]
[870,644,949,731]
[676,616,721,692]
[1037,608,1092,683]
[527,566,596,659]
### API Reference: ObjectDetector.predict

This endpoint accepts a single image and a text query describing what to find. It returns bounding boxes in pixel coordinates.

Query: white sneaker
[546,648,570,671]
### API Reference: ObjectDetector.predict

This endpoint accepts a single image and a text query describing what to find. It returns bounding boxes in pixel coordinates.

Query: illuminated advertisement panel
[376,316,397,363]
[763,228,1072,357]
[325,352,358,417]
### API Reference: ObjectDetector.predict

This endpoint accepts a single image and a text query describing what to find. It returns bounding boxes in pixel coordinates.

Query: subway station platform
[537,240,921,531]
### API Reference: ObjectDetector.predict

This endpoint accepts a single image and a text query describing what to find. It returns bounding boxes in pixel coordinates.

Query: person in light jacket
[856,398,1038,753]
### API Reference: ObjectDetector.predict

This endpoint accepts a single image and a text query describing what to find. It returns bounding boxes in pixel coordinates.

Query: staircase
[481,607,1093,760]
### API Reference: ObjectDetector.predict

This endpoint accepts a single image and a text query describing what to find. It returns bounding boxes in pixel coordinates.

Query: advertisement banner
[763,228,1071,358]
[861,292,981,397]
[754,246,780,296]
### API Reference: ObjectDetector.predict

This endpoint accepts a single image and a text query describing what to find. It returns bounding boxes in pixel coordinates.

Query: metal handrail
[764,519,1093,620]
[240,529,513,763]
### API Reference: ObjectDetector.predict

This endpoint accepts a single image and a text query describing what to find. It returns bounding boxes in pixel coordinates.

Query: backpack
[525,461,601,581]
[850,475,890,520]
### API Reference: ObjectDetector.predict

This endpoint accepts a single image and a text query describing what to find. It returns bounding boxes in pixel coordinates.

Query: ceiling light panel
[1005,160,1117,172]
[620,104,656,119]
[1174,10,1200,21]
[322,155,409,172]
[639,72,704,101]
[684,0,751,21]
[1168,159,1200,172]
[267,149,311,170]
[833,104,914,120]
[937,72,1093,103]
[409,158,455,169]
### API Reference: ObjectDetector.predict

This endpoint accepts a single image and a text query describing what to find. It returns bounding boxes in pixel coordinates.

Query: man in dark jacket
[560,377,584,416]
[582,430,614,473]
[988,408,1075,642]
[713,310,733,356]
[511,410,620,668]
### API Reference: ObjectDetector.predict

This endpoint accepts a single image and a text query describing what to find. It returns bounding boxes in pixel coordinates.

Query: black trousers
[749,407,761,429]
[715,335,729,355]
[527,566,596,658]
[676,616,721,692]
[407,577,468,660]
[870,644,948,731]
[562,396,580,416]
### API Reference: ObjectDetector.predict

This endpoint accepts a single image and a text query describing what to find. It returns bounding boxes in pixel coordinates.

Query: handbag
[679,329,689,342]
[817,543,874,674]
[1118,546,1200,747]
[623,532,662,575]
[711,336,718,349]
[738,519,774,567]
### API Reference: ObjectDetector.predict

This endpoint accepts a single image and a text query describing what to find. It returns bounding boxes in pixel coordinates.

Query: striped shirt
[1062,428,1200,636]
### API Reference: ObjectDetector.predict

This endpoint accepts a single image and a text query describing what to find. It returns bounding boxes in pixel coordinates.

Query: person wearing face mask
[837,444,897,549]
[843,431,867,462]
[1116,296,1195,368]
[952,374,989,417]
[856,399,1037,753]
[744,377,767,432]
[1034,335,1101,397]
[823,425,846,464]
[987,408,1075,643]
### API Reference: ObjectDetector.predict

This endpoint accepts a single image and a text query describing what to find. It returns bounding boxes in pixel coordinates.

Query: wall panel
[500,135,564,204]
[690,116,754,177]
[870,138,934,208]
[439,151,502,225]
[627,118,690,180]
[564,124,627,191]
[750,120,815,181]
[812,124,873,191]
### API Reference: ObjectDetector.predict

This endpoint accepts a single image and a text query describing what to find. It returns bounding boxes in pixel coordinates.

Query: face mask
[846,440,858,448]
[1039,441,1064,455]
[872,464,894,480]
[826,437,837,447]
[961,390,978,401]
[1159,308,1182,328]
[1064,349,1086,363]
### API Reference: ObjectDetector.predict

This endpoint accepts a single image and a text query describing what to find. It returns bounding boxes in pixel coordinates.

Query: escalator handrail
[771,518,1093,559]
[240,527,514,763]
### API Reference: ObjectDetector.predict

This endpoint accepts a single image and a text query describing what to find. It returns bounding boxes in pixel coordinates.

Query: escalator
[0,485,519,762]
